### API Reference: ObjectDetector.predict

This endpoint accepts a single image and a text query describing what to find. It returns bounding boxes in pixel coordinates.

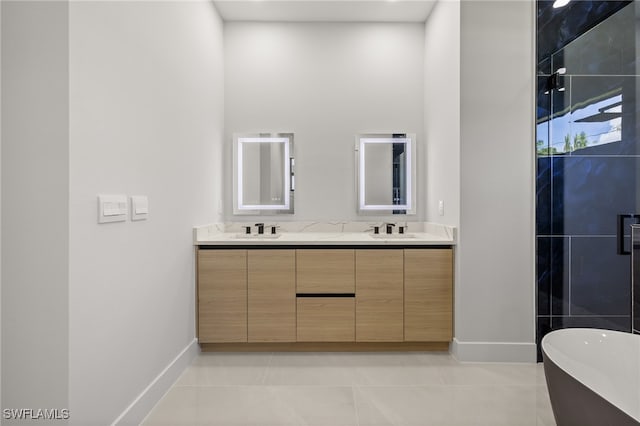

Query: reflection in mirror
[233,133,294,215]
[357,133,416,215]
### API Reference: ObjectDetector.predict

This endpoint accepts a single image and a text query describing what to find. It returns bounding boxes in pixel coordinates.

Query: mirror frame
[233,132,294,215]
[355,133,416,215]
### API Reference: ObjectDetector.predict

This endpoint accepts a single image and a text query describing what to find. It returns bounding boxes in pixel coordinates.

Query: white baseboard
[451,338,537,363]
[111,339,199,426]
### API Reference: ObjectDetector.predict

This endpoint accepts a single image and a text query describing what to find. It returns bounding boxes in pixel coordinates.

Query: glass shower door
[536,1,640,355]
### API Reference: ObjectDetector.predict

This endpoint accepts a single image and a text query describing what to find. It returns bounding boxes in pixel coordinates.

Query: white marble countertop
[193,222,456,246]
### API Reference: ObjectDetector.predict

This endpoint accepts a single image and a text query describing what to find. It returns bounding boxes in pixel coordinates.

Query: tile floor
[142,352,556,426]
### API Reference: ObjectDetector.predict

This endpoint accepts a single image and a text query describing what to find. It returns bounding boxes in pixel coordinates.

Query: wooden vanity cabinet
[247,250,296,342]
[197,249,247,343]
[355,249,404,342]
[404,249,453,341]
[197,246,454,349]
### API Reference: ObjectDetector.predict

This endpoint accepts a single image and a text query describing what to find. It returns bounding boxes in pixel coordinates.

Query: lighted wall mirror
[356,133,416,215]
[233,133,294,215]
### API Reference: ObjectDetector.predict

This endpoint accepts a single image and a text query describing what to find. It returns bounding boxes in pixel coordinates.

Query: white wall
[1,2,70,423]
[68,2,224,424]
[424,0,460,227]
[456,0,536,362]
[224,22,425,222]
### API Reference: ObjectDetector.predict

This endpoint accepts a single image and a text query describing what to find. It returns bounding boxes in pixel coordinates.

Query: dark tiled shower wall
[536,1,639,360]
[537,0,631,65]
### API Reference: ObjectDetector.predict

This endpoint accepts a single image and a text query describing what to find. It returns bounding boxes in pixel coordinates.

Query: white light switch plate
[98,194,128,223]
[131,195,149,221]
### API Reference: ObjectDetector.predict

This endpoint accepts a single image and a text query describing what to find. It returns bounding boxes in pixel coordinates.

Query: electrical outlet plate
[98,194,128,223]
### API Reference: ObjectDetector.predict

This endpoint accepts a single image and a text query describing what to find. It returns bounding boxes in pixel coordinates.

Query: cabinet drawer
[297,297,355,342]
[296,249,355,293]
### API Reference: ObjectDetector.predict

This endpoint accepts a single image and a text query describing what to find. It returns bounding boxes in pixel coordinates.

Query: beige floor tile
[270,386,358,426]
[331,352,446,385]
[439,363,539,386]
[174,364,267,386]
[450,385,538,426]
[144,353,553,426]
[174,352,272,386]
[142,386,200,426]
[351,363,444,386]
[536,385,556,426]
[190,352,273,367]
[144,386,300,426]
[263,353,358,385]
[354,385,456,426]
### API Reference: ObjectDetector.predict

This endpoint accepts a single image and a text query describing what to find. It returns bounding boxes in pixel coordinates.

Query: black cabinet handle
[617,214,640,255]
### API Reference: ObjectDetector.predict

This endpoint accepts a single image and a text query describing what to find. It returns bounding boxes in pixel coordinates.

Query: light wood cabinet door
[355,250,404,342]
[197,250,247,343]
[297,298,355,342]
[296,249,355,293]
[248,250,296,342]
[404,249,453,341]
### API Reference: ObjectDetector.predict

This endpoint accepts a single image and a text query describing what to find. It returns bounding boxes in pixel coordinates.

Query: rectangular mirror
[233,133,294,215]
[356,133,416,215]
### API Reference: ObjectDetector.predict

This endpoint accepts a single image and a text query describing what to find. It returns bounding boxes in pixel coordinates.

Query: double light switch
[98,194,149,223]
[98,194,128,223]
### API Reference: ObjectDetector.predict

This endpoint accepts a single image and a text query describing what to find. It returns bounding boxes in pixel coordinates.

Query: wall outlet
[438,200,445,216]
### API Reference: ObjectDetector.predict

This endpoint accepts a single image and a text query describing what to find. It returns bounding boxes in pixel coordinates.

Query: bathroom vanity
[194,223,455,351]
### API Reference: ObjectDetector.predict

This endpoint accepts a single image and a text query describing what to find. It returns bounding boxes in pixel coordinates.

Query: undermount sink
[369,233,417,239]
[233,233,282,239]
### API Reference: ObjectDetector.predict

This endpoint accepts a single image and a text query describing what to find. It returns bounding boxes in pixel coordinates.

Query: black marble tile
[536,158,551,236]
[537,238,551,316]
[551,157,640,235]
[557,3,636,76]
[551,237,570,315]
[537,1,632,63]
[536,316,551,362]
[550,315,631,332]
[570,237,631,316]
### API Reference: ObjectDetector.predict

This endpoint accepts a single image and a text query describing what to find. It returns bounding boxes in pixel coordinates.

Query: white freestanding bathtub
[542,328,640,426]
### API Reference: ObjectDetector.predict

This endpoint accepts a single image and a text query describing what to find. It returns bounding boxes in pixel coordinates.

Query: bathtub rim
[542,327,640,423]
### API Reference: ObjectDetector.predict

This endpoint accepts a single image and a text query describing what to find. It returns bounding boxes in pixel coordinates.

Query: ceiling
[213,0,437,22]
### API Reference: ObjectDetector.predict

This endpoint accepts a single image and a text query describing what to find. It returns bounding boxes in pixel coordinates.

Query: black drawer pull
[296,293,355,298]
